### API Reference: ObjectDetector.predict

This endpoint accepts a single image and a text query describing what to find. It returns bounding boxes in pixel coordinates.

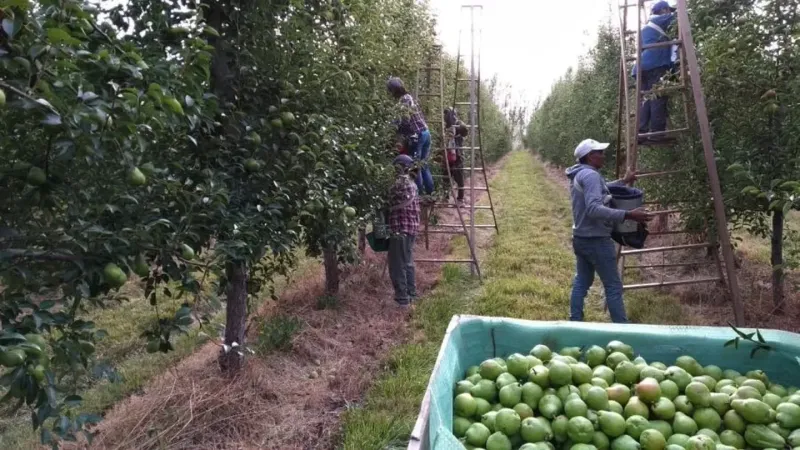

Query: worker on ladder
[387,77,434,196]
[634,0,678,145]
[443,107,468,205]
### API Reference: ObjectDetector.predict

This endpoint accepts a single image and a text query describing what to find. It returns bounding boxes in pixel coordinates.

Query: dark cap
[651,1,675,13]
[386,77,404,92]
[393,154,414,167]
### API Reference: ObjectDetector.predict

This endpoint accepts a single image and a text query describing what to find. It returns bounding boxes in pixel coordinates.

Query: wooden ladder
[615,0,744,324]
[414,41,483,279]
[415,6,499,279]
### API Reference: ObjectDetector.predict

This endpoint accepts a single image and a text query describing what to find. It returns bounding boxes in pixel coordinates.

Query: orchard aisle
[341,151,686,449]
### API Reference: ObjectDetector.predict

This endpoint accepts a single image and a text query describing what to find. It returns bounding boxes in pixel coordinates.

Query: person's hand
[625,207,652,223]
[623,171,637,185]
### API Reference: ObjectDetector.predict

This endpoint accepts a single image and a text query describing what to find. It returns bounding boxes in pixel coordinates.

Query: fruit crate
[407,315,800,450]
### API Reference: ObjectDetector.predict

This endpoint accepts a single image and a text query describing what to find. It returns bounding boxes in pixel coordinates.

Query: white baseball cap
[574,139,610,161]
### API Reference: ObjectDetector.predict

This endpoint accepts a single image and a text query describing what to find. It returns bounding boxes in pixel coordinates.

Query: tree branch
[0,249,82,262]
[0,80,61,116]
[89,20,126,55]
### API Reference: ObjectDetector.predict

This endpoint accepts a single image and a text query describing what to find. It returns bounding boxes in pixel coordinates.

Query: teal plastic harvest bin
[407,315,800,450]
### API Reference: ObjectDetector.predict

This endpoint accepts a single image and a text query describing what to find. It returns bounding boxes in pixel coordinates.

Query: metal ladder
[615,0,744,325]
[413,42,483,278]
[415,5,499,278]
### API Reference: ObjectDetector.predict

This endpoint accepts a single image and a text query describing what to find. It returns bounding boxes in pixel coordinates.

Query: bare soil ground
[539,158,800,333]
[83,157,508,450]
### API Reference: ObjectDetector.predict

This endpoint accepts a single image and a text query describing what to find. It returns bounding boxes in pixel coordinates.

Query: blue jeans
[409,130,434,195]
[570,237,628,323]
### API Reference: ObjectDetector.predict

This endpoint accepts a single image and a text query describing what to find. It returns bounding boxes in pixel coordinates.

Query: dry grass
[665,248,800,332]
[88,328,413,450]
[88,255,409,449]
[87,363,281,449]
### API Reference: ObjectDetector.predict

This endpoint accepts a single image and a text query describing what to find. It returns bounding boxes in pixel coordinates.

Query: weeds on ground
[316,294,340,310]
[254,315,303,353]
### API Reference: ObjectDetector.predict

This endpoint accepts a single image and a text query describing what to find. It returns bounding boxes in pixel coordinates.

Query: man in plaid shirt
[387,77,434,195]
[388,154,420,307]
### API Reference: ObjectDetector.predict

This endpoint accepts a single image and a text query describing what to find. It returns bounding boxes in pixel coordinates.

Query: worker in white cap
[565,139,651,323]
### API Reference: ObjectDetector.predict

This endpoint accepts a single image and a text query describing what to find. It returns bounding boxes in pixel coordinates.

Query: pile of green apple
[452,341,800,450]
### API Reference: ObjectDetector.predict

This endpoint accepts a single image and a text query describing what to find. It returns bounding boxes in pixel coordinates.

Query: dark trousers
[447,159,465,201]
[638,66,670,135]
[448,135,466,201]
[389,234,416,304]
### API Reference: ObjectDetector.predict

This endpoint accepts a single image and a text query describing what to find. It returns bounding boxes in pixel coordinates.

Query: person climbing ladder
[387,77,434,196]
[633,0,678,145]
[443,107,468,204]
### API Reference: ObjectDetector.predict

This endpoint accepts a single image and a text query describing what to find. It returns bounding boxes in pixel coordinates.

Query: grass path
[341,151,685,449]
[733,211,799,265]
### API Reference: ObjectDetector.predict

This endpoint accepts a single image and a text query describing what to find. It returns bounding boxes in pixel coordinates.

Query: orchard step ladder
[615,0,744,324]
[414,42,482,279]
[416,5,499,279]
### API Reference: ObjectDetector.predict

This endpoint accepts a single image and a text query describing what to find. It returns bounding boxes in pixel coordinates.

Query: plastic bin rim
[609,185,643,199]
[450,314,799,339]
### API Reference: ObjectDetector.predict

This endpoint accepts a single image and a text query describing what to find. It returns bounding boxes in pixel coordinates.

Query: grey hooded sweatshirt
[565,164,627,238]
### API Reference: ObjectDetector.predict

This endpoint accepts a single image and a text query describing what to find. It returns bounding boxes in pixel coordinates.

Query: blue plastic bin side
[407,315,800,450]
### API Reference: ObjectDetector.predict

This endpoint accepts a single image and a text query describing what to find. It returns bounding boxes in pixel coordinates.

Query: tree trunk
[771,210,785,311]
[323,244,339,296]
[219,261,248,374]
[207,1,235,102]
[357,227,366,256]
[206,0,249,375]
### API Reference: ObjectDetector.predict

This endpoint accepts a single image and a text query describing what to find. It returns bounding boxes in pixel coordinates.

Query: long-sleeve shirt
[388,174,420,236]
[633,13,676,75]
[395,94,428,139]
[566,164,627,238]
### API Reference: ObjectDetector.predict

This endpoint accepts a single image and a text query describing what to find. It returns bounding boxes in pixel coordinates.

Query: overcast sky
[428,0,617,113]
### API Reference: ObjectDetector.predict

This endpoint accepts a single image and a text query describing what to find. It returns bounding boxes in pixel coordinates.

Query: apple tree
[111,0,443,370]
[0,0,216,444]
[524,0,800,311]
[287,0,434,298]
[691,0,800,310]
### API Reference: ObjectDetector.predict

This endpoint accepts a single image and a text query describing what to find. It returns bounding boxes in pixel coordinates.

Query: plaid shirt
[396,94,428,139]
[388,174,420,235]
